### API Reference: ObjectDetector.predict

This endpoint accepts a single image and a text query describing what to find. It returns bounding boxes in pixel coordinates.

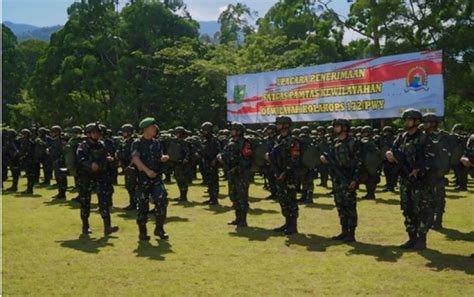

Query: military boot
[228,210,241,225]
[103,216,119,236]
[81,217,92,235]
[432,213,443,230]
[413,233,427,250]
[399,232,417,249]
[284,216,298,235]
[237,211,248,228]
[154,215,169,240]
[343,228,356,243]
[138,222,150,241]
[273,216,290,232]
[179,189,188,202]
[332,226,348,240]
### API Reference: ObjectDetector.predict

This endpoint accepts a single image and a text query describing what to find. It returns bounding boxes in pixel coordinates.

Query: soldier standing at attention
[380,126,398,192]
[49,125,68,200]
[263,124,278,200]
[76,123,119,236]
[269,116,301,235]
[386,109,434,250]
[422,113,451,230]
[118,124,137,211]
[131,117,170,241]
[219,122,253,228]
[297,126,315,204]
[199,122,221,205]
[321,119,361,243]
[171,126,192,202]
[18,129,36,194]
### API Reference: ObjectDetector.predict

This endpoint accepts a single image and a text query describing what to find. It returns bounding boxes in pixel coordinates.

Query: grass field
[2,173,473,296]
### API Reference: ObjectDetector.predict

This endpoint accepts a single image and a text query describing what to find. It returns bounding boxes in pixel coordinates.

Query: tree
[218,3,257,45]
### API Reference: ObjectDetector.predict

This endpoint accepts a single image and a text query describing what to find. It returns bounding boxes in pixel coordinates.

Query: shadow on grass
[346,241,405,262]
[134,240,173,261]
[13,192,42,198]
[228,226,276,241]
[374,198,400,206]
[445,193,466,200]
[171,200,202,208]
[285,233,345,252]
[437,228,474,242]
[57,236,115,254]
[203,204,233,214]
[248,207,279,215]
[303,202,335,210]
[167,216,190,223]
[419,249,474,275]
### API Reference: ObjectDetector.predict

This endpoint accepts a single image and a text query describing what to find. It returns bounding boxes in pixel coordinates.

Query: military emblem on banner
[404,66,429,92]
[233,85,246,104]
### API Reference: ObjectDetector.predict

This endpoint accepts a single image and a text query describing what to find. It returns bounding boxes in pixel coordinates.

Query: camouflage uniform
[263,124,278,200]
[380,126,398,191]
[37,127,53,185]
[450,124,468,191]
[76,123,118,236]
[132,117,169,240]
[271,116,300,235]
[18,129,36,194]
[359,126,381,200]
[117,124,137,210]
[171,127,192,202]
[200,122,221,205]
[390,109,434,250]
[325,119,361,242]
[298,126,315,204]
[49,126,68,199]
[222,122,252,227]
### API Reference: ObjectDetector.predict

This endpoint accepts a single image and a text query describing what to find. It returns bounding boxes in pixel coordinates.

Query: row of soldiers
[2,111,473,248]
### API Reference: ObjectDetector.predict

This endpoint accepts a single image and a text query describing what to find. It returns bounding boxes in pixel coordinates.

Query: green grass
[2,173,474,296]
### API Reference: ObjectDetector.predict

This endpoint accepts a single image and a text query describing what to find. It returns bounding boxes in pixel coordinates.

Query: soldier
[422,113,451,230]
[269,116,300,235]
[18,129,36,194]
[37,127,53,185]
[380,126,398,192]
[450,124,468,191]
[5,130,20,192]
[100,125,117,207]
[359,125,381,200]
[263,124,278,200]
[199,122,221,205]
[76,123,119,236]
[117,124,137,210]
[219,122,252,228]
[315,126,329,187]
[65,126,84,202]
[297,126,315,204]
[171,126,192,202]
[321,119,361,243]
[49,125,68,199]
[131,117,170,240]
[386,109,434,250]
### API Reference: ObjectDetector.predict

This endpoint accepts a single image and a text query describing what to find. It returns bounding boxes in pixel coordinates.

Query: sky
[2,0,351,26]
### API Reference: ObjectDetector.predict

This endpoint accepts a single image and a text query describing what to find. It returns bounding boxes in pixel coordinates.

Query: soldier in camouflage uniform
[359,125,380,200]
[100,125,117,207]
[76,123,119,236]
[386,109,434,250]
[172,126,192,202]
[117,124,137,211]
[219,122,253,228]
[315,126,329,187]
[422,113,451,230]
[263,124,278,200]
[297,126,315,204]
[200,122,221,205]
[49,125,68,199]
[18,129,36,194]
[321,119,361,243]
[270,116,301,235]
[450,124,468,191]
[380,126,398,192]
[131,117,170,240]
[3,129,20,191]
[37,127,53,185]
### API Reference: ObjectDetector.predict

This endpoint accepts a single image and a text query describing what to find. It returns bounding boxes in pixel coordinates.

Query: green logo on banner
[234,85,246,104]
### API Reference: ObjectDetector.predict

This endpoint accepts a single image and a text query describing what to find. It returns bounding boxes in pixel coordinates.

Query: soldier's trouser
[24,163,36,192]
[264,166,278,197]
[333,180,357,229]
[433,177,446,217]
[203,164,219,202]
[78,176,111,223]
[302,170,315,197]
[318,165,329,185]
[124,166,137,206]
[53,159,68,194]
[135,178,168,225]
[453,163,468,188]
[365,174,380,197]
[33,162,41,183]
[275,175,299,218]
[11,166,20,188]
[2,164,8,182]
[174,164,190,192]
[383,161,399,189]
[399,180,434,235]
[228,172,250,212]
[42,157,53,182]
